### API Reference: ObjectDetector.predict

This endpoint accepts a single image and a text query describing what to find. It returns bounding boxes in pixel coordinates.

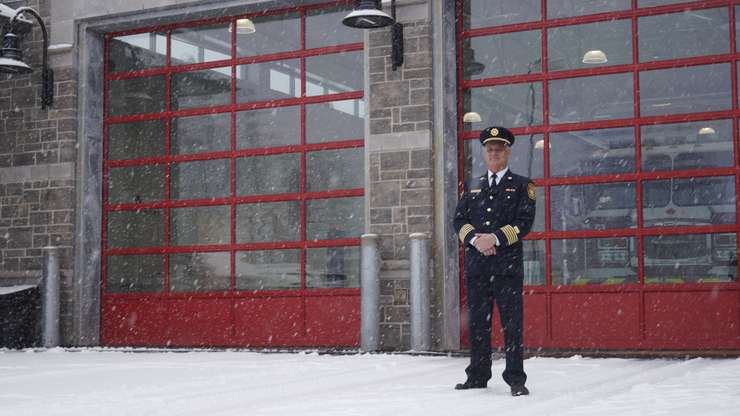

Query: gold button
[489,195,493,200]
[487,208,492,212]
[485,221,490,226]
[507,195,511,199]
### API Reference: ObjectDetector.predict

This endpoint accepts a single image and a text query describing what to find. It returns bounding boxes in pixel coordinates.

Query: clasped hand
[472,233,497,256]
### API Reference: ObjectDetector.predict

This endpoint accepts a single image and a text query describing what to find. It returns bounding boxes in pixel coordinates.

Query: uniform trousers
[465,270,526,387]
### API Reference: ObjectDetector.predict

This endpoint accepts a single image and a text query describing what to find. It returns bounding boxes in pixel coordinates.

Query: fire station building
[1,0,739,353]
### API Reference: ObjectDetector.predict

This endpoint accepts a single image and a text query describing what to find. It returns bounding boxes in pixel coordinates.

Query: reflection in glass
[109,32,166,73]
[237,106,300,149]
[236,59,301,103]
[236,250,300,290]
[549,73,633,123]
[462,0,540,30]
[236,202,300,243]
[237,13,300,56]
[641,120,734,172]
[551,237,638,285]
[307,197,364,240]
[306,6,362,49]
[643,177,735,226]
[464,83,543,129]
[108,165,165,204]
[548,19,632,71]
[551,182,636,231]
[644,233,737,283]
[170,206,229,246]
[109,76,165,116]
[464,135,544,181]
[307,246,360,288]
[639,8,728,62]
[236,154,300,196]
[306,99,365,143]
[171,159,230,200]
[169,252,230,292]
[172,113,231,155]
[640,64,731,117]
[523,240,546,286]
[306,51,364,96]
[547,0,630,18]
[463,30,541,79]
[307,148,364,192]
[639,0,701,7]
[107,210,164,248]
[550,127,635,177]
[171,24,231,65]
[172,67,232,110]
[107,255,164,293]
[109,120,165,160]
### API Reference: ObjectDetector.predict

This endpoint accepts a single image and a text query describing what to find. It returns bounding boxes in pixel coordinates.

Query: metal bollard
[409,233,431,351]
[360,234,380,352]
[42,247,60,348]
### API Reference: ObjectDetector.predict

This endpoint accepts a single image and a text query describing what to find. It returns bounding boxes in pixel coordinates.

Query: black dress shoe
[510,384,530,396]
[454,380,487,390]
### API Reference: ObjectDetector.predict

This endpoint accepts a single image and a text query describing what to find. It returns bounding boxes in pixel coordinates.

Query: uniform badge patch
[527,183,536,201]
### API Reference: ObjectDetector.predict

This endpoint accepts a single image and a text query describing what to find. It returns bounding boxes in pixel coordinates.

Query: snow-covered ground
[1,349,739,416]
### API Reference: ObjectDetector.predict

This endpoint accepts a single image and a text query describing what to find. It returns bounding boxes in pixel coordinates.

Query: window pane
[106,255,164,293]
[639,8,729,62]
[170,206,229,246]
[549,73,633,123]
[464,83,543,129]
[236,106,300,149]
[644,233,737,283]
[463,135,543,181]
[307,246,360,288]
[462,0,540,30]
[236,154,300,196]
[237,13,300,56]
[548,19,632,71]
[551,237,638,285]
[547,0,630,18]
[307,148,364,192]
[306,99,365,143]
[640,63,731,117]
[307,197,364,240]
[523,240,546,286]
[109,76,165,116]
[171,24,231,65]
[109,32,166,73]
[639,0,698,7]
[107,210,164,248]
[236,201,300,243]
[737,6,740,52]
[235,249,300,290]
[550,127,635,177]
[643,177,735,226]
[172,67,232,110]
[171,159,230,200]
[236,59,301,103]
[172,113,231,155]
[551,182,636,231]
[641,119,734,172]
[463,30,541,79]
[108,165,165,204]
[306,6,362,49]
[169,252,230,292]
[306,51,363,96]
[108,120,165,161]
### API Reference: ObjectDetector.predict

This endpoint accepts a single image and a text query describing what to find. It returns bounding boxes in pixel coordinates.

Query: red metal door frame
[456,0,740,350]
[101,1,363,347]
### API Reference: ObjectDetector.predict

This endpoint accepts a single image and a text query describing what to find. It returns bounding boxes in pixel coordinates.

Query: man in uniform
[453,126,536,396]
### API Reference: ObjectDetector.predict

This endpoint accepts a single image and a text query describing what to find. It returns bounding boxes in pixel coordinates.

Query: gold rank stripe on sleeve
[501,224,518,245]
[459,224,475,243]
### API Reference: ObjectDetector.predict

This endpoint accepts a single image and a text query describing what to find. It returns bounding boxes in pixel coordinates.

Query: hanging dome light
[229,18,256,34]
[582,50,608,64]
[342,0,394,29]
[462,112,482,123]
[698,127,716,135]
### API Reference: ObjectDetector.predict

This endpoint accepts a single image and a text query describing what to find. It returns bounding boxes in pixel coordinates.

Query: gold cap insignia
[490,128,499,137]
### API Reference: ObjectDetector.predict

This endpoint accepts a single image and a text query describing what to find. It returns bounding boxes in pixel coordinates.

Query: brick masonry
[368,20,434,350]
[0,0,78,345]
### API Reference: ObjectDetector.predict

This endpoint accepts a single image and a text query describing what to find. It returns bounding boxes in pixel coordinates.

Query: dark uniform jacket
[453,169,537,277]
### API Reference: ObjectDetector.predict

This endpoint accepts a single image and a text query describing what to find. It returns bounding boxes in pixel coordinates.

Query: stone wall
[0,0,78,345]
[367,20,434,350]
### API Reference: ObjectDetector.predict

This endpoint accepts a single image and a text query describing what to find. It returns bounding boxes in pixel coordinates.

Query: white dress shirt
[471,167,509,247]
